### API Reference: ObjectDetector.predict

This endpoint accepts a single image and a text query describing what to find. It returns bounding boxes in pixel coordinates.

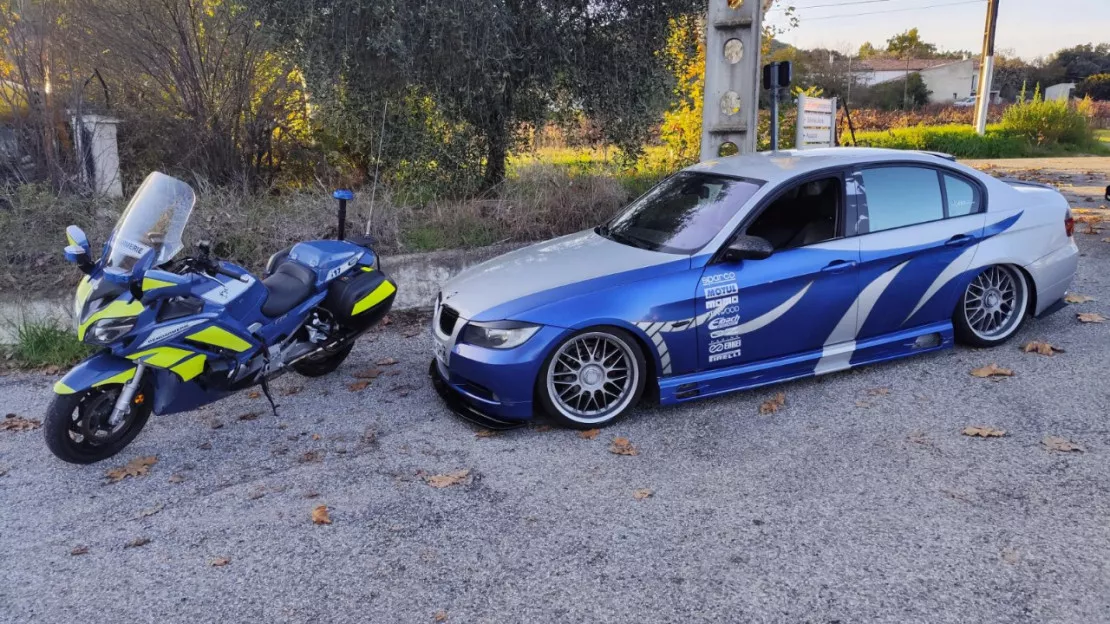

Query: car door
[851,164,987,341]
[696,172,862,372]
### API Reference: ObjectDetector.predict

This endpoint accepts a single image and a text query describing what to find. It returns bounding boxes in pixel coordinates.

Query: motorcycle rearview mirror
[721,235,774,262]
[334,189,354,241]
[63,225,94,273]
[65,225,91,254]
[1104,184,1109,202]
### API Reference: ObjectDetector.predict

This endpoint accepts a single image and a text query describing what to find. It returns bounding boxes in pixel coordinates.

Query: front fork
[109,363,147,426]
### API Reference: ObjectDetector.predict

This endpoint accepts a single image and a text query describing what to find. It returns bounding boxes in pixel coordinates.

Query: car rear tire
[537,327,646,429]
[953,264,1029,348]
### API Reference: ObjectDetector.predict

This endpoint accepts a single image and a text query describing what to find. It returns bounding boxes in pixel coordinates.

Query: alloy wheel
[546,332,638,423]
[964,265,1026,341]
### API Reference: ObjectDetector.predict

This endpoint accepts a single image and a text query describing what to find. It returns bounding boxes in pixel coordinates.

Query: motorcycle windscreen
[105,172,196,273]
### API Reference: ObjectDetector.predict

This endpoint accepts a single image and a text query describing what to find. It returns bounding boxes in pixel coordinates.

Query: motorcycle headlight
[87,317,137,345]
[461,320,540,349]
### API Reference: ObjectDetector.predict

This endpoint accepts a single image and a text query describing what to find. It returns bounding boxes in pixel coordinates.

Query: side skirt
[658,321,954,405]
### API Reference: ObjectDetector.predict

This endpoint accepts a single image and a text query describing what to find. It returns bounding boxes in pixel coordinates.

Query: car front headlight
[87,317,137,345]
[461,320,540,349]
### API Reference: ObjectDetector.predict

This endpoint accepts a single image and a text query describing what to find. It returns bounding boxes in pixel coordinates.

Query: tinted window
[601,172,761,254]
[944,174,979,216]
[860,166,943,232]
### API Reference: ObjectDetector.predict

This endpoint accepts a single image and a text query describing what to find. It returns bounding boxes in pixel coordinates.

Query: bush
[5,316,90,369]
[847,124,1027,158]
[1077,73,1110,101]
[1001,87,1091,146]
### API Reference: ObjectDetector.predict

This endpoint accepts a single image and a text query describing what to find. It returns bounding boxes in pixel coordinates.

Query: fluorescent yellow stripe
[360,266,374,272]
[54,381,76,395]
[78,300,144,340]
[142,277,176,291]
[186,326,251,352]
[171,354,206,381]
[352,280,396,316]
[92,368,137,387]
[128,346,193,369]
[66,232,78,246]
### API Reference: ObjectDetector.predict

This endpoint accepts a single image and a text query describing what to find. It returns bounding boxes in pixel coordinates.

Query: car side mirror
[722,235,774,262]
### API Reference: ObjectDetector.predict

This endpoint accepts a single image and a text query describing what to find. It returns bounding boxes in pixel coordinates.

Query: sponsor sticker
[710,327,742,339]
[708,349,742,363]
[701,272,736,286]
[704,283,739,299]
[707,315,741,330]
[705,295,738,310]
[708,338,742,354]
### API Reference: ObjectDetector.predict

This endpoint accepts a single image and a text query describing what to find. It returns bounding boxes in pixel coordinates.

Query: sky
[764,0,1110,60]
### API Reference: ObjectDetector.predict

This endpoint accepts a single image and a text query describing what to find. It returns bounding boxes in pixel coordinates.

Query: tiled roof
[854,58,974,72]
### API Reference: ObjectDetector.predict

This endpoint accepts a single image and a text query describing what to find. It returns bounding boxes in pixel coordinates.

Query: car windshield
[599,172,761,254]
[105,172,196,273]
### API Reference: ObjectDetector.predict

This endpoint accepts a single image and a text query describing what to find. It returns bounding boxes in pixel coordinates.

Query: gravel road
[2,220,1110,623]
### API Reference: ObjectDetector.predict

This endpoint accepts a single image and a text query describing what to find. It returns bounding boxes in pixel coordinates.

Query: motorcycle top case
[324,268,396,325]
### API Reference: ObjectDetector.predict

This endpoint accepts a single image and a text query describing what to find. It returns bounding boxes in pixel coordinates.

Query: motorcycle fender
[53,353,138,395]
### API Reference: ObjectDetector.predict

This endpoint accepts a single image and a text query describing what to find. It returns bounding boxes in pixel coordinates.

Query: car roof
[685,147,953,184]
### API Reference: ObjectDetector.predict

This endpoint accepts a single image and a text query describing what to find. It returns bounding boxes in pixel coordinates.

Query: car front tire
[536,327,647,429]
[953,264,1030,348]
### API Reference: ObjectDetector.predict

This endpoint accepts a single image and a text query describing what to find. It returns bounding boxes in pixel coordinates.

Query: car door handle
[821,259,857,273]
[945,234,974,247]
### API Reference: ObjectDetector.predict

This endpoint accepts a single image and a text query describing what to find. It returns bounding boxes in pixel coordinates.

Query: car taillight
[1064,210,1075,237]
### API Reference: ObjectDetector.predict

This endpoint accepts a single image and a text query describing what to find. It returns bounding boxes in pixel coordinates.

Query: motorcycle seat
[261,261,316,317]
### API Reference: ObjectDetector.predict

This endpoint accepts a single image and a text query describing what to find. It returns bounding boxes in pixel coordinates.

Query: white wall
[920,60,978,104]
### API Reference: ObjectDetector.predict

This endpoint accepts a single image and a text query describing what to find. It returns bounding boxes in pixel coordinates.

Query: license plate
[434,341,449,365]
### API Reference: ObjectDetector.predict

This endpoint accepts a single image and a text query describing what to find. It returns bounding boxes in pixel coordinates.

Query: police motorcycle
[46,172,396,463]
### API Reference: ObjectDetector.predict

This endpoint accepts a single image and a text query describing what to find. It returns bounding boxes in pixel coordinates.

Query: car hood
[441,229,687,321]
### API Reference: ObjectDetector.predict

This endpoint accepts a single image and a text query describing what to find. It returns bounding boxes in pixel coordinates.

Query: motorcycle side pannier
[324,268,397,326]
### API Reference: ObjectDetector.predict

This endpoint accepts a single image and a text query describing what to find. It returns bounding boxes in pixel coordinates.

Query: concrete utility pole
[973,0,1000,135]
[700,0,764,160]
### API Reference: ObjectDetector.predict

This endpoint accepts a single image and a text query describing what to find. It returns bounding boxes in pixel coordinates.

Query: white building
[852,58,982,104]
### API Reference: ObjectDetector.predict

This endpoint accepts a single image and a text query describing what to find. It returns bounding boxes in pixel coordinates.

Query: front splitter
[428,360,527,431]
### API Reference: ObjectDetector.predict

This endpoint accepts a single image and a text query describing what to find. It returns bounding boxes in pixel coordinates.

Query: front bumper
[429,360,527,430]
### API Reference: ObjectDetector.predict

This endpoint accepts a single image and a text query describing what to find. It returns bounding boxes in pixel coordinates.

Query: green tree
[1077,73,1110,100]
[886,28,937,58]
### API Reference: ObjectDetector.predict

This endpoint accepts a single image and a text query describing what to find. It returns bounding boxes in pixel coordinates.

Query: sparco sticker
[701,272,736,286]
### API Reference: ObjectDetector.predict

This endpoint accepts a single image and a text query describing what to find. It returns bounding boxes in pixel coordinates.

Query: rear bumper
[1025,239,1079,316]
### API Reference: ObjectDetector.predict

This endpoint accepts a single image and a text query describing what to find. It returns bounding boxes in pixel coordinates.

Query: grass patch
[6,316,90,369]
[847,123,1110,158]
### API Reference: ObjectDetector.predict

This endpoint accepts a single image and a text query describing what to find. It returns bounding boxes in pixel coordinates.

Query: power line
[770,0,892,12]
[790,0,985,21]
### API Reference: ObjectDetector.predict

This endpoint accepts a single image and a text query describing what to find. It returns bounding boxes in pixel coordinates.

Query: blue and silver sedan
[430,148,1079,428]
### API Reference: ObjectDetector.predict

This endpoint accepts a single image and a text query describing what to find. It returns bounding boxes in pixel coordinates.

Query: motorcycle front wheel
[43,384,153,464]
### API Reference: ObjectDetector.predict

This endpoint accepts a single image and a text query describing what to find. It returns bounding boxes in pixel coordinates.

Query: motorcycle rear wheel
[292,343,354,377]
[43,385,153,464]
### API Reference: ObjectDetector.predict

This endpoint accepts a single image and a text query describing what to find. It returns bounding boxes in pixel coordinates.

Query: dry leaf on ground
[124,536,151,548]
[210,556,231,567]
[579,428,600,440]
[281,385,303,396]
[0,414,41,432]
[962,426,1007,438]
[348,380,370,392]
[238,412,259,421]
[247,390,261,399]
[106,456,158,482]
[70,545,89,556]
[136,504,163,518]
[759,392,786,414]
[376,357,399,366]
[1043,436,1084,452]
[867,387,891,396]
[970,363,1013,378]
[433,611,448,623]
[425,469,471,488]
[1077,312,1106,323]
[609,437,639,456]
[312,505,332,524]
[531,424,552,432]
[1021,341,1065,356]
[354,368,382,379]
[632,488,654,500]
[474,429,497,438]
[168,473,185,484]
[1064,293,1094,304]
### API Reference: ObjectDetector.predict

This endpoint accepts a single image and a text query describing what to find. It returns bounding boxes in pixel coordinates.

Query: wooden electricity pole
[973,0,1000,135]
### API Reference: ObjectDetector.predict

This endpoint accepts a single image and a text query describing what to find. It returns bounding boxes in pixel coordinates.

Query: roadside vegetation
[3,316,90,369]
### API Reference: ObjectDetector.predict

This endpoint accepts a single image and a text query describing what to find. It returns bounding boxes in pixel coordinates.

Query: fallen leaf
[531,424,552,432]
[70,545,89,556]
[632,488,654,500]
[759,392,786,415]
[474,429,497,438]
[210,556,231,567]
[1001,547,1020,564]
[353,368,382,379]
[281,385,303,396]
[1021,341,1065,356]
[209,420,224,429]
[105,456,158,482]
[299,450,322,463]
[348,380,370,391]
[425,469,471,488]
[304,490,320,498]
[1043,436,1084,452]
[855,400,872,408]
[1064,293,1094,304]
[168,474,185,484]
[962,426,1007,438]
[312,505,332,525]
[376,357,399,366]
[381,315,392,326]
[247,487,265,500]
[238,412,259,421]
[124,536,151,548]
[1077,312,1106,323]
[433,610,448,622]
[0,414,41,432]
[578,428,600,440]
[970,364,1013,378]
[197,441,212,450]
[136,504,163,519]
[866,387,891,396]
[247,390,261,399]
[311,433,321,441]
[1102,237,1110,243]
[403,328,422,338]
[609,437,639,456]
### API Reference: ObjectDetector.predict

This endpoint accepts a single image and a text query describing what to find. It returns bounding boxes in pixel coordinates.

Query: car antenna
[365,101,388,237]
